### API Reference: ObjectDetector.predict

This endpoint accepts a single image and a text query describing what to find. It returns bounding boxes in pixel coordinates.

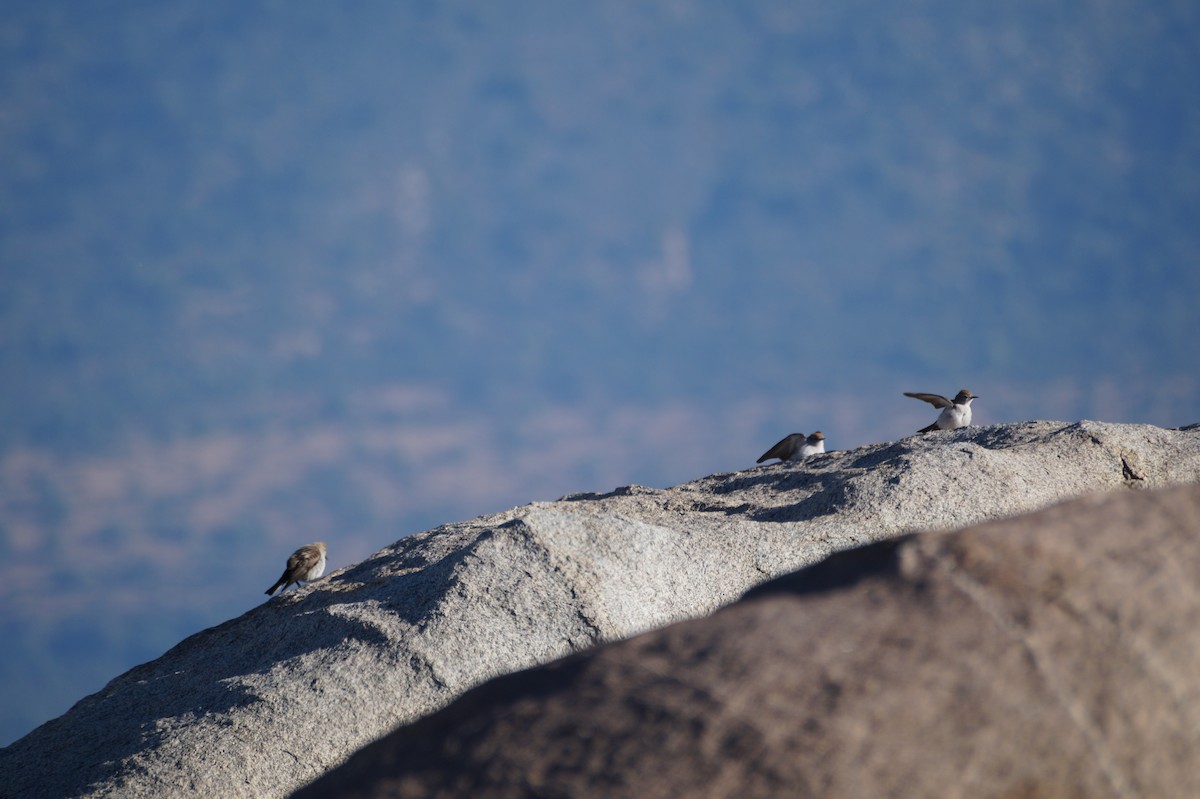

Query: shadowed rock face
[3,421,1199,799]
[294,483,1200,799]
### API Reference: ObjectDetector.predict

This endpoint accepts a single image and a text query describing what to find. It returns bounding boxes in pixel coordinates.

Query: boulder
[2,420,1198,799]
[293,481,1200,799]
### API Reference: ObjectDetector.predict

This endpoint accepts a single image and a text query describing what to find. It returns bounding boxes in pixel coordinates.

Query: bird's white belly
[938,405,971,429]
[304,555,327,582]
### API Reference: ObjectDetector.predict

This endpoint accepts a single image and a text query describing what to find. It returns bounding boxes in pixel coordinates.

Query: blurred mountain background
[2,0,1198,745]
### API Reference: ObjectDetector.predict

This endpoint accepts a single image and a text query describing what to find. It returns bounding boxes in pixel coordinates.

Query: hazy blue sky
[1,0,1198,745]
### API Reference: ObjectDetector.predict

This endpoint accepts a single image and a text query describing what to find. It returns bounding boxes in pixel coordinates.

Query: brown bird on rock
[265,541,328,596]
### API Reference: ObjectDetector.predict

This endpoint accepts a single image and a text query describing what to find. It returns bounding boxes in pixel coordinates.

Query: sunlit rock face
[294,481,1200,799]
[3,420,1199,799]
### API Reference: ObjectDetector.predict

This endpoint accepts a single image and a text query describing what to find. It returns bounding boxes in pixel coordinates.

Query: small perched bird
[757,431,826,463]
[904,389,979,433]
[265,541,328,596]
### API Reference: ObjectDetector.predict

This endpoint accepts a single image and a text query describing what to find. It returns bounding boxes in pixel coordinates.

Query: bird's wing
[287,546,320,574]
[757,434,801,463]
[904,392,952,408]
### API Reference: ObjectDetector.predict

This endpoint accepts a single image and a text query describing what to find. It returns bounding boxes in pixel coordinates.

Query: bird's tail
[265,576,287,596]
[917,422,939,434]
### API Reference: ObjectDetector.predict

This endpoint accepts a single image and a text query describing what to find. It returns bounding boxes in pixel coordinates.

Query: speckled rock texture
[3,420,1198,799]
[292,481,1200,799]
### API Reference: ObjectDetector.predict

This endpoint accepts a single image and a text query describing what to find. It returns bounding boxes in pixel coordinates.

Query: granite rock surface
[294,481,1200,799]
[3,420,1198,799]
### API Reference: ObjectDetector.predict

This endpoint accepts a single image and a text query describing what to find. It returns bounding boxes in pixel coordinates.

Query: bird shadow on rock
[705,442,916,524]
[738,426,1074,524]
